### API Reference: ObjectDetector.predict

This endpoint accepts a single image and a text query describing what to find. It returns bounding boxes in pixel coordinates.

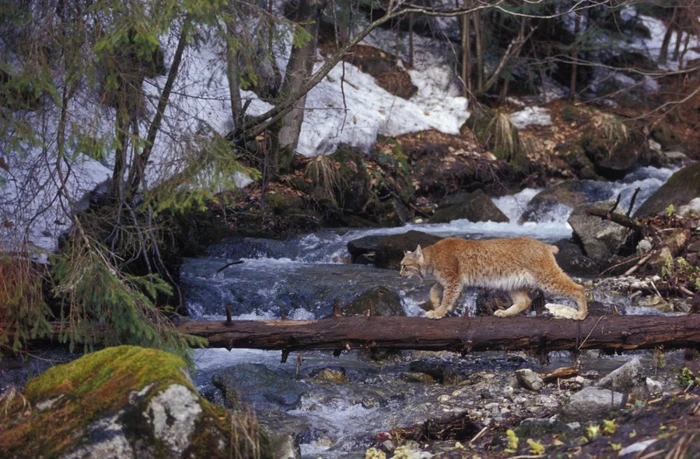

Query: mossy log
[175,315,700,353]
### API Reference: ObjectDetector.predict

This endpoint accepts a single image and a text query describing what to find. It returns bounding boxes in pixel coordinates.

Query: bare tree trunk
[679,29,692,69]
[461,0,472,96]
[274,0,323,174]
[659,8,678,64]
[127,18,191,197]
[483,23,533,94]
[394,19,401,66]
[569,6,582,101]
[226,4,244,129]
[473,10,483,91]
[408,13,414,68]
[673,29,683,61]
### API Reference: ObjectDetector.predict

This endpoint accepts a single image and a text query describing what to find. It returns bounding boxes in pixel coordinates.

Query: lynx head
[400,245,424,279]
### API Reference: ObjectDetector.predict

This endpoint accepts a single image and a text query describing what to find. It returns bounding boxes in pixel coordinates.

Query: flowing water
[183,166,677,457]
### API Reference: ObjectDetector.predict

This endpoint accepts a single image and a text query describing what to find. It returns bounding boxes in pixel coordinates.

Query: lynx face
[399,246,425,280]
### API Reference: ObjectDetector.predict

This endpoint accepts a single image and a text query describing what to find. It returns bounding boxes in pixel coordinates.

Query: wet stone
[312,368,348,384]
[596,357,645,392]
[212,363,305,410]
[516,369,545,392]
[560,387,625,422]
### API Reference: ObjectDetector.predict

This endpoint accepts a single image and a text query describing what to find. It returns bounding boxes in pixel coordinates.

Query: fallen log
[175,314,700,353]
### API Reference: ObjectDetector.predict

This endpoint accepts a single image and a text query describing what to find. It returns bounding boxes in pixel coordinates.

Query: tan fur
[399,237,587,320]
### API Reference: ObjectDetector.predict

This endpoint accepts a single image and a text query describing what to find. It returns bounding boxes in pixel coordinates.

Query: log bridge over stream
[175,314,700,358]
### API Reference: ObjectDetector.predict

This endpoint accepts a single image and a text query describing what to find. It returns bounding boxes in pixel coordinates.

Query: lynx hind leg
[429,283,442,310]
[494,289,532,318]
[541,270,588,320]
[427,282,463,319]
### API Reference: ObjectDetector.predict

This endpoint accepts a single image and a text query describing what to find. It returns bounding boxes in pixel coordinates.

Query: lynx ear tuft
[403,250,410,255]
[415,245,423,258]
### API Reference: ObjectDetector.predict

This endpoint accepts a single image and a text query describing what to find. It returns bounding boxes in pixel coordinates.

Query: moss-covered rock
[578,129,646,180]
[328,145,371,214]
[0,346,273,458]
[650,124,683,151]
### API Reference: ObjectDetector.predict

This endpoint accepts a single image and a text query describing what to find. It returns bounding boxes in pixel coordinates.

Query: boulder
[520,180,613,223]
[560,387,625,422]
[0,346,273,458]
[678,197,700,217]
[579,129,647,180]
[568,200,631,265]
[341,286,405,317]
[634,162,700,217]
[374,231,443,270]
[553,239,600,277]
[430,190,509,223]
[596,357,645,392]
[347,235,386,264]
[212,363,305,411]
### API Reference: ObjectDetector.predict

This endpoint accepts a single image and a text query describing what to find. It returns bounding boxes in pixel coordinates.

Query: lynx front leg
[494,289,532,318]
[426,282,463,319]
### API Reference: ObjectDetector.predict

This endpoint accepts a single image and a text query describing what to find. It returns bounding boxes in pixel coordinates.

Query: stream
[182,166,678,458]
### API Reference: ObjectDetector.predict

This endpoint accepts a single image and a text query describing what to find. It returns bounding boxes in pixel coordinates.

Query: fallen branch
[174,314,700,353]
[586,208,641,231]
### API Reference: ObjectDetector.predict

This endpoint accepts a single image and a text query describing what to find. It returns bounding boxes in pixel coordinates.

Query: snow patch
[509,107,552,129]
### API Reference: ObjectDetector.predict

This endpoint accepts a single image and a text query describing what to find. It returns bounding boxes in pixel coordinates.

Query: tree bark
[273,0,323,174]
[226,3,244,129]
[473,11,483,91]
[408,13,414,68]
[659,8,678,65]
[461,0,472,96]
[569,6,582,101]
[175,315,700,353]
[127,18,191,196]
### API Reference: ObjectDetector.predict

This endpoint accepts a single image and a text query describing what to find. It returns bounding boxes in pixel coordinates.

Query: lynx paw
[426,309,446,319]
[545,303,586,320]
[493,309,508,317]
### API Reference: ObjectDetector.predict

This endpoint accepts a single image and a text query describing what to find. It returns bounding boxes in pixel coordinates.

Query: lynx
[399,237,588,320]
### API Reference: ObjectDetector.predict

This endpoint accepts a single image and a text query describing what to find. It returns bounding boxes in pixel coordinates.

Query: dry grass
[305,155,345,202]
[590,110,629,151]
[0,256,48,346]
[487,111,520,161]
[229,407,263,459]
[519,132,544,157]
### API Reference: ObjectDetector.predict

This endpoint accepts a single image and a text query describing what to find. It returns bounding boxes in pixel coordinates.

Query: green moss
[0,346,273,458]
[1,347,190,457]
[561,106,585,124]
[650,124,682,150]
[264,192,304,215]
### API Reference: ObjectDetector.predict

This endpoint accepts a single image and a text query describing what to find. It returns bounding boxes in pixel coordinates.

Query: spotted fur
[399,237,587,320]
